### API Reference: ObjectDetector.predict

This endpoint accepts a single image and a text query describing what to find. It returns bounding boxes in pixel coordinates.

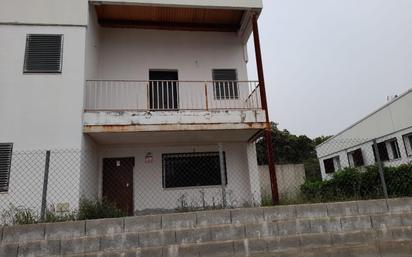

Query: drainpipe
[252,12,280,205]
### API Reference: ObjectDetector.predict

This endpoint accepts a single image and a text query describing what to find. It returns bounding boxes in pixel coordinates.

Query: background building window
[373,142,390,162]
[162,152,227,189]
[348,148,364,167]
[323,156,340,174]
[388,139,401,159]
[373,139,401,162]
[24,34,63,73]
[403,134,412,156]
[212,69,239,100]
[0,143,13,192]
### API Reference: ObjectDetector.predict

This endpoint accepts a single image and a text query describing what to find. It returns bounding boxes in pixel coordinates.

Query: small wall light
[145,152,153,164]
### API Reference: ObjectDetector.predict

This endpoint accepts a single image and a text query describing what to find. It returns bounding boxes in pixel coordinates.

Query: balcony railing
[84,80,262,111]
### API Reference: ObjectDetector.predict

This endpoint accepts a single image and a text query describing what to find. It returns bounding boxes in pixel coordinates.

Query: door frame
[148,69,179,110]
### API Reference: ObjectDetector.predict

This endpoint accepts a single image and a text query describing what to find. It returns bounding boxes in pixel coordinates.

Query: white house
[316,89,412,180]
[0,0,273,215]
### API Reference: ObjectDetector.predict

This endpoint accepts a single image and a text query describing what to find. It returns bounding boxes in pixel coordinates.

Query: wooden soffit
[95,4,245,32]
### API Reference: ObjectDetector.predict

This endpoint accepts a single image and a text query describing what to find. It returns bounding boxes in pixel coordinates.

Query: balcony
[83,80,266,143]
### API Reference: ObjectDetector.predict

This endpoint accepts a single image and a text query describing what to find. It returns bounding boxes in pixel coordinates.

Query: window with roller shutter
[0,143,13,193]
[24,34,63,73]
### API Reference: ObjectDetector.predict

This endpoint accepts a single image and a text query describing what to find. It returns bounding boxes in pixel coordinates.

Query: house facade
[0,0,273,214]
[316,89,412,180]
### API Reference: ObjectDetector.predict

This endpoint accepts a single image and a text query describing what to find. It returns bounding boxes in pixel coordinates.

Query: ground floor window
[0,143,13,192]
[402,133,412,157]
[348,148,364,167]
[373,139,401,162]
[323,156,341,174]
[162,152,227,189]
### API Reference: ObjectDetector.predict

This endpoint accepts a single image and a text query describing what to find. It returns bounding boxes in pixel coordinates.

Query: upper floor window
[348,148,364,167]
[212,69,239,100]
[323,156,341,174]
[24,34,63,73]
[0,143,13,193]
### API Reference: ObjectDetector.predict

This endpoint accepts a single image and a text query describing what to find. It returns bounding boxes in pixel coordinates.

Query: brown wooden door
[103,157,134,216]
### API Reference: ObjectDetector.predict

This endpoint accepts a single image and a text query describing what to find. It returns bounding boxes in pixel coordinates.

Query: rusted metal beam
[252,12,280,205]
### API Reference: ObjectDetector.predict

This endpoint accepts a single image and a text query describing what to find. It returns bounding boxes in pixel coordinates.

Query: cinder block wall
[1,198,412,257]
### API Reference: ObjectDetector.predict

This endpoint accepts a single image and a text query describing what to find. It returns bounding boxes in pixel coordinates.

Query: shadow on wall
[259,164,306,201]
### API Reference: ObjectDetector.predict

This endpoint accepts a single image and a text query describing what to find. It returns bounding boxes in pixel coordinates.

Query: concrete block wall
[1,198,412,257]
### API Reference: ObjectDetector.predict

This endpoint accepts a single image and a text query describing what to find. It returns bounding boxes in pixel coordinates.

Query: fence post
[372,139,389,200]
[40,150,51,222]
[218,143,227,207]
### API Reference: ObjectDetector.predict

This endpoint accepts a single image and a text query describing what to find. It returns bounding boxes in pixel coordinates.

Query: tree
[256,122,332,181]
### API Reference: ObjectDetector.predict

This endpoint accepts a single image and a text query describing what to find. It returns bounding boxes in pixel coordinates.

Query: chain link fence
[0,135,411,225]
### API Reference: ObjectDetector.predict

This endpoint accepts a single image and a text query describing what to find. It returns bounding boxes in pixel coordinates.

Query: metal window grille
[162,152,227,189]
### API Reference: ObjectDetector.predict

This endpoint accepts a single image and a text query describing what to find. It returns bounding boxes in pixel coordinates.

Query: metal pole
[40,150,51,222]
[218,143,227,207]
[252,12,280,204]
[373,139,389,199]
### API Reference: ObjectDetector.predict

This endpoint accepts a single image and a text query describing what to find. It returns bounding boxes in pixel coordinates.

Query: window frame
[323,156,340,174]
[373,141,390,162]
[402,133,412,157]
[0,143,13,193]
[388,138,401,160]
[347,148,364,167]
[23,34,64,74]
[162,152,228,189]
[212,69,239,100]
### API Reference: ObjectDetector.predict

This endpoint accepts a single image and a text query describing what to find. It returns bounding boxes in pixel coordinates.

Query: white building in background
[0,0,270,214]
[316,89,412,180]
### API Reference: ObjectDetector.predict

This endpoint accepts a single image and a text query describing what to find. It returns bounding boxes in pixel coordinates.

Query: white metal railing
[84,80,262,111]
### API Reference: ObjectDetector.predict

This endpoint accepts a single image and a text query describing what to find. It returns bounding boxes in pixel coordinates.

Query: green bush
[1,205,38,225]
[45,209,77,223]
[301,164,412,202]
[77,198,127,220]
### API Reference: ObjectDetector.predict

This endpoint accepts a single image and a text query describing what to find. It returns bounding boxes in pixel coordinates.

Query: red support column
[252,12,280,205]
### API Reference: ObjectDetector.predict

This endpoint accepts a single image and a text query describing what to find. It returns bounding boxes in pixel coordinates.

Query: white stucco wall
[97,143,257,211]
[95,29,248,81]
[0,25,87,150]
[0,0,87,26]
[85,6,101,81]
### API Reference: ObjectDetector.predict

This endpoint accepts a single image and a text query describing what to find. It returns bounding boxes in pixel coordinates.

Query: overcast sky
[247,0,412,138]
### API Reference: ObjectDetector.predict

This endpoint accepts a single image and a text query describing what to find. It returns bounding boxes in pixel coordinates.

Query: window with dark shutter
[162,152,227,188]
[0,143,13,192]
[24,34,63,73]
[212,69,239,100]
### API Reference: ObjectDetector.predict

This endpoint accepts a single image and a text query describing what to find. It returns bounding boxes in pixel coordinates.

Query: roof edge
[316,88,412,149]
